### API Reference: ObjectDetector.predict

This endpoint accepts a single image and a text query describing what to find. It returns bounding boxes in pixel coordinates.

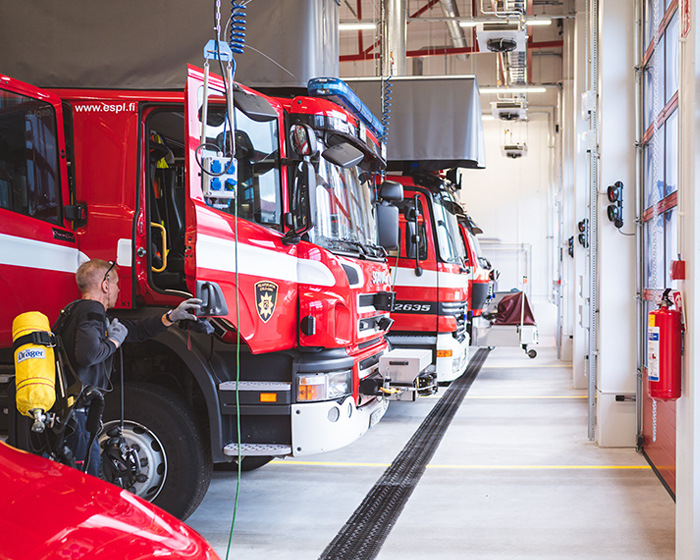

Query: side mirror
[290,124,319,158]
[379,180,403,202]
[285,161,316,243]
[376,202,399,250]
[446,168,462,190]
[322,142,364,169]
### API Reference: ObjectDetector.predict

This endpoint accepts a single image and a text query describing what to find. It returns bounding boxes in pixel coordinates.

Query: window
[200,104,282,231]
[432,193,466,264]
[0,89,62,224]
[641,1,678,301]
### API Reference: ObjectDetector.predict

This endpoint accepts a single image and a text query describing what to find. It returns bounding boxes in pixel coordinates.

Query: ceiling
[337,0,574,115]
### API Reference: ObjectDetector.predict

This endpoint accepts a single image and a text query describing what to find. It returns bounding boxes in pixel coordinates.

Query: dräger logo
[16,348,46,363]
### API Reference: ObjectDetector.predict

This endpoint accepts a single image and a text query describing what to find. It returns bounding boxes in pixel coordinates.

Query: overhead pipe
[438,0,470,61]
[339,39,562,63]
[381,0,407,76]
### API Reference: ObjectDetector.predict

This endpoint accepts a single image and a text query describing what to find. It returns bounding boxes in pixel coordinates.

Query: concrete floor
[187,347,675,559]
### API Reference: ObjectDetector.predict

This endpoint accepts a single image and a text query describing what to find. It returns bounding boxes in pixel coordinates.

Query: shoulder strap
[52,300,81,335]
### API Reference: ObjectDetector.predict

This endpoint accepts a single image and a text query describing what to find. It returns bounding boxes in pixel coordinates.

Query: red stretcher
[471,290,539,358]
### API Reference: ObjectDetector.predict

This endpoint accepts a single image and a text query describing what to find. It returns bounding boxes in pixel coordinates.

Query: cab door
[391,189,438,334]
[184,65,298,352]
[0,75,81,347]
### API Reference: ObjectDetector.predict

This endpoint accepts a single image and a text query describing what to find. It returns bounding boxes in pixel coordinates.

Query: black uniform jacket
[56,299,168,390]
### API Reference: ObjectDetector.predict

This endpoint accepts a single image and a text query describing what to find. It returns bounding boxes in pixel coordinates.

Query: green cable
[225,119,242,560]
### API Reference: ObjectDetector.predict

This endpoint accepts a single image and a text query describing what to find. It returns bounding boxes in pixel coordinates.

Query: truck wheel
[101,383,212,520]
[528,349,537,359]
[215,456,274,472]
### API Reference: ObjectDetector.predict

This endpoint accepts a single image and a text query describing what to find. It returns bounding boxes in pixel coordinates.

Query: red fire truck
[461,215,496,312]
[0,68,404,519]
[387,172,470,383]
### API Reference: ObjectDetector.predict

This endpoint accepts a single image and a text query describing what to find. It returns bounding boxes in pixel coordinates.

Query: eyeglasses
[103,260,116,284]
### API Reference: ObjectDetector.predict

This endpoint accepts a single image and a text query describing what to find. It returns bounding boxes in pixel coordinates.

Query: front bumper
[435,332,469,382]
[290,395,388,456]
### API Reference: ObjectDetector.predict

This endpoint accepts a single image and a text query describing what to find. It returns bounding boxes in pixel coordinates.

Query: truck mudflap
[290,395,388,456]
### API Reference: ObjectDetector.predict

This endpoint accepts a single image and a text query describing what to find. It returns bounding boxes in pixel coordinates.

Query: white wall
[676,0,700,553]
[594,0,638,447]
[460,116,558,346]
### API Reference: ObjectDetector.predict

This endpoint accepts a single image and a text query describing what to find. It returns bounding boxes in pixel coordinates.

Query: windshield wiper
[338,239,370,257]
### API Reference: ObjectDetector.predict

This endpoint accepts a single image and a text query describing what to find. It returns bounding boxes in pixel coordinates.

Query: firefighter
[58,259,201,475]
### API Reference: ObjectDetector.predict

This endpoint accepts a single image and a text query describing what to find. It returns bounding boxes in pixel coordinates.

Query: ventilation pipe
[439,0,470,61]
[382,0,407,76]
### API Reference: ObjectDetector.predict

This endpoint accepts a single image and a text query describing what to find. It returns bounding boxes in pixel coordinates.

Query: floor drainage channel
[318,347,491,560]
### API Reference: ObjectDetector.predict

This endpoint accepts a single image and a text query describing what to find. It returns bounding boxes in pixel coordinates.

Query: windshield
[308,145,379,256]
[469,230,483,258]
[432,193,466,264]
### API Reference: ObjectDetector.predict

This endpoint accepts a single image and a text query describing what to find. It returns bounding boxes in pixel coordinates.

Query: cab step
[223,443,292,457]
[219,381,291,391]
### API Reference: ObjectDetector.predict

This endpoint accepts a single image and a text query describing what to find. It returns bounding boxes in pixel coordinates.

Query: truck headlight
[297,371,352,402]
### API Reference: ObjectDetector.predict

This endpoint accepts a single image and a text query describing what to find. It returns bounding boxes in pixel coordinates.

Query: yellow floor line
[271,460,392,467]
[269,460,650,470]
[481,364,573,369]
[426,464,651,470]
[420,394,587,400]
[464,395,588,399]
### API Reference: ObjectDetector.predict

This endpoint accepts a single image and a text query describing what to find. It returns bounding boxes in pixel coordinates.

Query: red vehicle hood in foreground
[0,442,219,560]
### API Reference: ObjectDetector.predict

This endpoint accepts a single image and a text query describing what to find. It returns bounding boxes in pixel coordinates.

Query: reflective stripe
[0,233,88,273]
[390,266,467,288]
[196,234,336,287]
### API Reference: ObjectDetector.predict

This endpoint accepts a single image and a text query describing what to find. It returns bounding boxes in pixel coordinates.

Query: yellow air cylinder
[13,312,56,420]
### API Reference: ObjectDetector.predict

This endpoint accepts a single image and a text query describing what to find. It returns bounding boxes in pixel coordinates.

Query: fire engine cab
[0,68,416,519]
[387,172,471,383]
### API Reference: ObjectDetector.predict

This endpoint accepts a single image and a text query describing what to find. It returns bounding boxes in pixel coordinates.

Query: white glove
[106,318,128,347]
[169,298,203,322]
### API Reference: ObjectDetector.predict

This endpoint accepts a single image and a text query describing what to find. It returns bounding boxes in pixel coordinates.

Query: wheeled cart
[471,290,539,358]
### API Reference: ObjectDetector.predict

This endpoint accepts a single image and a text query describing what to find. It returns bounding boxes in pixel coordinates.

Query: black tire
[528,349,537,359]
[214,455,274,472]
[101,382,213,520]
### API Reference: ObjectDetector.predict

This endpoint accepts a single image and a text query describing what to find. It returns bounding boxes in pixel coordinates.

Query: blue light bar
[308,77,384,141]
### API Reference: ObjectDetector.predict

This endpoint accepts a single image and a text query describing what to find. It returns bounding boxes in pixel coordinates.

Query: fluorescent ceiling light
[339,22,377,31]
[459,17,551,27]
[480,86,547,94]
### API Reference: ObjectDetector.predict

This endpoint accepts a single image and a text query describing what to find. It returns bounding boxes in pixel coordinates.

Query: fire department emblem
[255,281,278,323]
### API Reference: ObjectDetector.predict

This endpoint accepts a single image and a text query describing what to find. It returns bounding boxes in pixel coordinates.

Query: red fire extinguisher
[647,289,682,400]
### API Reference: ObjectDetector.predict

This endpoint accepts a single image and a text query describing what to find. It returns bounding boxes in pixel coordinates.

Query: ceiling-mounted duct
[438,0,470,61]
[382,0,407,76]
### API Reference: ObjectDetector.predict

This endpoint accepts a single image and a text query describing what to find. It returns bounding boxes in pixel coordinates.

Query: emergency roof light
[308,77,385,142]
